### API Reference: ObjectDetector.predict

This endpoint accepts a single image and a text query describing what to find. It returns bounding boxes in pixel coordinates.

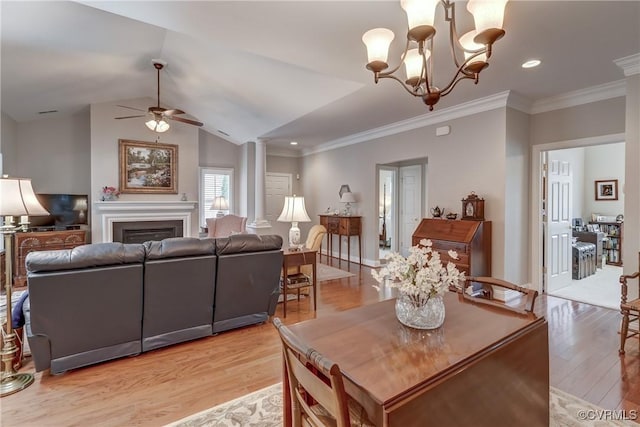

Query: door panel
[400,165,422,257]
[545,159,572,293]
[266,173,291,222]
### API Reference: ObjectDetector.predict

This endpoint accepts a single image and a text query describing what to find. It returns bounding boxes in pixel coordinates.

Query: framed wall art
[594,179,618,201]
[119,139,178,194]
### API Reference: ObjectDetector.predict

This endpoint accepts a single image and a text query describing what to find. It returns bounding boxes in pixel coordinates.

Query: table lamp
[277,195,311,249]
[210,196,229,218]
[340,192,356,216]
[0,175,49,397]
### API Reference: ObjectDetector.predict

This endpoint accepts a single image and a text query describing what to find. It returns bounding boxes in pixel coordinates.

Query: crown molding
[615,53,640,77]
[530,80,626,114]
[303,91,511,156]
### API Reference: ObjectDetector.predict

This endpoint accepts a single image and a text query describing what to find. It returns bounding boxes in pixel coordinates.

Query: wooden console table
[318,215,362,265]
[13,229,87,287]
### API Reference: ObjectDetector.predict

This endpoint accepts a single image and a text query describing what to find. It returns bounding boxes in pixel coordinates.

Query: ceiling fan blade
[117,105,146,112]
[115,115,146,119]
[163,109,185,117]
[170,116,203,127]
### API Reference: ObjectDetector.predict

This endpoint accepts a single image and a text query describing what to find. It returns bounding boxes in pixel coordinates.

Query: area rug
[316,263,355,282]
[166,383,636,427]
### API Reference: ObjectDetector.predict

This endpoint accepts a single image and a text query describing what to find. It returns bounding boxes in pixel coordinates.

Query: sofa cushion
[215,234,283,255]
[25,242,146,273]
[144,237,216,260]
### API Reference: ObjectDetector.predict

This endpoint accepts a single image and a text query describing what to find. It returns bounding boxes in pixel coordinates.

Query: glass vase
[395,292,445,330]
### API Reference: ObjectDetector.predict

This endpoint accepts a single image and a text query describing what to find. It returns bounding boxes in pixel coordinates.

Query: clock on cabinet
[461,192,485,221]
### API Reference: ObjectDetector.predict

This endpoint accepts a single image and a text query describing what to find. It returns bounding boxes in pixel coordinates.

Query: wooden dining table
[283,292,549,427]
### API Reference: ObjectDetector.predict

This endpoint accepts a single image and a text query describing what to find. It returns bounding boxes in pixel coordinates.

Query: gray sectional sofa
[22,234,283,374]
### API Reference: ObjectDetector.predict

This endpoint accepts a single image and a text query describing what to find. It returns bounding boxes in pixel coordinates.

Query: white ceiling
[2,1,639,153]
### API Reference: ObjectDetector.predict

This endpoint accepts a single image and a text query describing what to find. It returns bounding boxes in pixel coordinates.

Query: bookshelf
[591,221,623,266]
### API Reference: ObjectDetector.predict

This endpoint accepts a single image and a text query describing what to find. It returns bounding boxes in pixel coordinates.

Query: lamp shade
[362,28,394,65]
[277,196,311,223]
[146,118,170,133]
[403,48,428,82]
[340,192,356,204]
[0,176,49,217]
[210,196,229,211]
[459,31,487,63]
[467,0,509,34]
[401,0,438,30]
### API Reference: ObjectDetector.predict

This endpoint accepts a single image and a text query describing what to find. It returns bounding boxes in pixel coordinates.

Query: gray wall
[1,112,19,176]
[300,108,520,280]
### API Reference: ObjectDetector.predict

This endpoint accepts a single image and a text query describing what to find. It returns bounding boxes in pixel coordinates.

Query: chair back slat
[274,317,352,427]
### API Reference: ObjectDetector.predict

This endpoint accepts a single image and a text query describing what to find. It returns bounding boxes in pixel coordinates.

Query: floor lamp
[0,175,49,397]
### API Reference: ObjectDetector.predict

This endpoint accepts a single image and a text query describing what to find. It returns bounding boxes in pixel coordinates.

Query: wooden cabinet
[590,221,623,266]
[13,230,87,287]
[412,219,491,291]
[318,215,362,265]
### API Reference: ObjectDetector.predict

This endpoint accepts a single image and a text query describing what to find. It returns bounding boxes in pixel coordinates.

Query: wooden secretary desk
[318,215,362,265]
[412,219,491,293]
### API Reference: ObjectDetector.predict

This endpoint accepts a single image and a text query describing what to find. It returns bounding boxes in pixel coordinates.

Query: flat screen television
[27,194,89,229]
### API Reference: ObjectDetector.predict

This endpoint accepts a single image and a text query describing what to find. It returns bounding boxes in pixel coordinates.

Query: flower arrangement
[372,239,465,304]
[101,186,120,201]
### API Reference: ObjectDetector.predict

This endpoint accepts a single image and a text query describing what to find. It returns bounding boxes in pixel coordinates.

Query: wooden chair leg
[620,310,630,355]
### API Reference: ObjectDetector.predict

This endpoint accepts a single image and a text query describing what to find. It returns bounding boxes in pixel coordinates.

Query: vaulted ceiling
[2,1,639,153]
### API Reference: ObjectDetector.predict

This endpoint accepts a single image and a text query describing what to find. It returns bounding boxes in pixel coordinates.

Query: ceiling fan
[115,59,203,132]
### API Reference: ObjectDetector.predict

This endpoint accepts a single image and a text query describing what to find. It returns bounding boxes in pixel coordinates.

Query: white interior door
[545,159,573,293]
[265,173,292,222]
[399,165,422,257]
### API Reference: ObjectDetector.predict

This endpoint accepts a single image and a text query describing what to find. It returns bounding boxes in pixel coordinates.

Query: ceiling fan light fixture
[146,118,170,133]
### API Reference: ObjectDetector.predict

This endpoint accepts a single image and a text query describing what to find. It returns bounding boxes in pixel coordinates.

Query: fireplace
[93,200,197,243]
[113,220,183,244]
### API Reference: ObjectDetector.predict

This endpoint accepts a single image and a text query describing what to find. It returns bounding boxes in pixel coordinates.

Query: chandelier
[362,0,509,110]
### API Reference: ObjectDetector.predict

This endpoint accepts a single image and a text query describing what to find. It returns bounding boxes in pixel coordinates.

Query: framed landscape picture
[594,179,618,201]
[119,139,178,194]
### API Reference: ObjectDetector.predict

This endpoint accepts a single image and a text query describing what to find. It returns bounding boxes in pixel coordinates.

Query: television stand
[12,229,87,288]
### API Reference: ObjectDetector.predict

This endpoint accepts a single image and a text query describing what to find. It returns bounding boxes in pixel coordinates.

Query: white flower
[372,239,465,301]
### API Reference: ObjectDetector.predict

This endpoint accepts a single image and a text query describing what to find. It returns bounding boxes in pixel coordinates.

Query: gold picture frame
[119,139,178,194]
[594,179,618,201]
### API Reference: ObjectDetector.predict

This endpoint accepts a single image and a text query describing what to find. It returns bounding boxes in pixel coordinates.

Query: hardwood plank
[3,261,639,426]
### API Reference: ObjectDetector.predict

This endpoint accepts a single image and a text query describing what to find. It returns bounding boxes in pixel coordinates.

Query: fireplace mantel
[94,200,197,242]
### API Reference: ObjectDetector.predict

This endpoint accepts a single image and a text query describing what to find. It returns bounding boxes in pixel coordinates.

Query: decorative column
[247,140,272,234]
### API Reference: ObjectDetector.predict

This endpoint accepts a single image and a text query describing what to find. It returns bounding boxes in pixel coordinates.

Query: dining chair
[460,276,539,317]
[272,317,374,427]
[619,253,640,355]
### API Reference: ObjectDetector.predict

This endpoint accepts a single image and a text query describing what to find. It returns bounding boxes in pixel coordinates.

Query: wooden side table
[318,215,362,266]
[281,248,317,317]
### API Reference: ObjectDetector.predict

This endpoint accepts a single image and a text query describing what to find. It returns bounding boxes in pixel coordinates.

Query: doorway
[535,139,625,309]
[377,158,427,263]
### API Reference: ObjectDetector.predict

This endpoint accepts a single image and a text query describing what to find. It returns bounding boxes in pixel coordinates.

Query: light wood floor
[3,259,640,426]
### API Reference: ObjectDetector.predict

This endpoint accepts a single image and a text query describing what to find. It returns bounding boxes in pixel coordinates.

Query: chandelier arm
[379,38,412,79]
[445,0,464,71]
[378,74,422,97]
[438,57,481,96]
[441,74,476,97]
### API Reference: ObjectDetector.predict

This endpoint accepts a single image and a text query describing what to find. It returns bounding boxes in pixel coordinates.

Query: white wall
[1,112,19,176]
[90,97,200,241]
[583,142,625,217]
[4,110,90,194]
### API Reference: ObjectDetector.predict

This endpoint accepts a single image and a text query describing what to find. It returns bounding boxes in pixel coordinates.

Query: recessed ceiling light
[290,141,298,145]
[522,59,541,69]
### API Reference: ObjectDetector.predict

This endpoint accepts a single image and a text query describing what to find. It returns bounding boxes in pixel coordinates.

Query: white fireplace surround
[94,200,197,243]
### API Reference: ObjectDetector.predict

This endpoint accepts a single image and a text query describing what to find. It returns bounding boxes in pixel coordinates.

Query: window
[199,167,233,227]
